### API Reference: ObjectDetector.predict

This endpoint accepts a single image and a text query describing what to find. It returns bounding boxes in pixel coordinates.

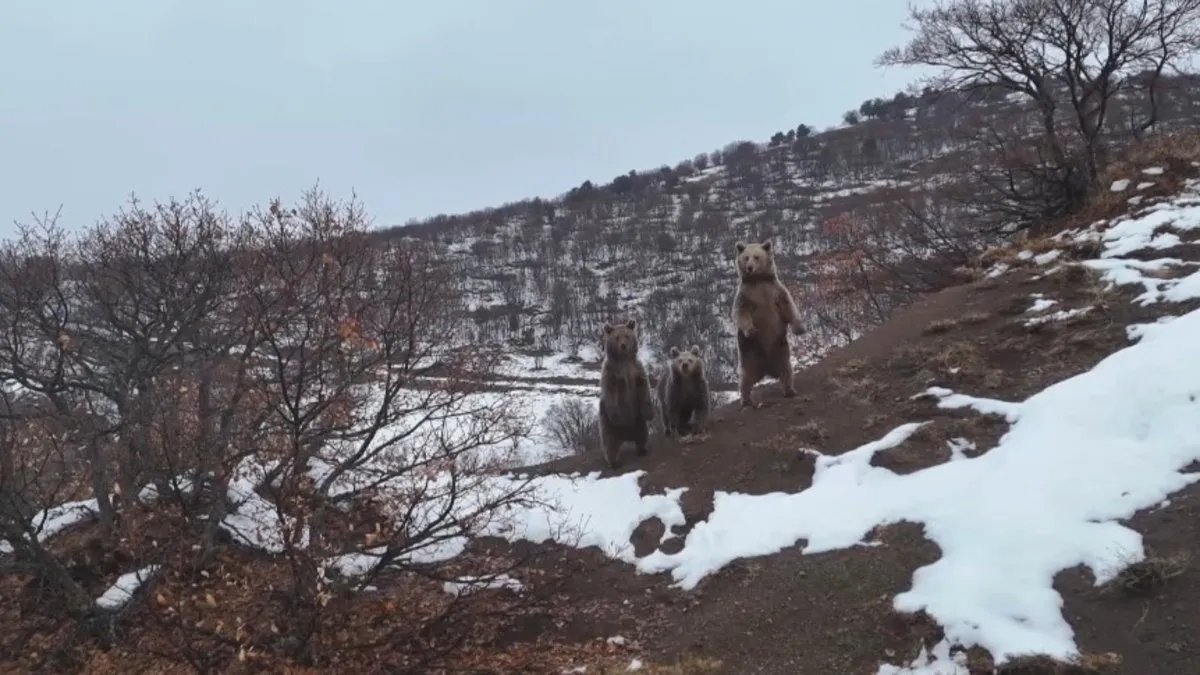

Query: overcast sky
[0,0,928,237]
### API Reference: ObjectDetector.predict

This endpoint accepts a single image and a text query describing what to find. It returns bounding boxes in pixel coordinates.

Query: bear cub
[597,318,656,469]
[731,240,806,408]
[656,344,711,443]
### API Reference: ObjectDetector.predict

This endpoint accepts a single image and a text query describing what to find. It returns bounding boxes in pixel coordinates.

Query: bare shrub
[0,187,561,673]
[1100,551,1191,597]
[543,396,599,456]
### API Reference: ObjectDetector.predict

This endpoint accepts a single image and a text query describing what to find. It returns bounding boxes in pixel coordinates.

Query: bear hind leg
[599,421,623,469]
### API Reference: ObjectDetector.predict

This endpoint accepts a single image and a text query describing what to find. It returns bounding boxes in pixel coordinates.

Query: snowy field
[8,168,1200,672]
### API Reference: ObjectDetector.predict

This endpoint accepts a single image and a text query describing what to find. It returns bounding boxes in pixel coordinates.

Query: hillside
[374,76,1200,389]
[8,136,1200,675]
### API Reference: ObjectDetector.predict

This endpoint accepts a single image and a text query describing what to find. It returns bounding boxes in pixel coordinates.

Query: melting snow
[1027,296,1058,313]
[877,639,968,674]
[1024,306,1092,327]
[324,471,687,579]
[1033,250,1062,265]
[96,565,160,610]
[0,499,99,555]
[442,574,524,597]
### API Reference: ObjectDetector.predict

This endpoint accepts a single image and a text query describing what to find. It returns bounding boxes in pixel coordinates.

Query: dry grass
[797,419,830,442]
[922,311,991,333]
[1057,239,1105,262]
[1024,236,1062,254]
[958,311,991,326]
[836,357,869,376]
[862,412,889,430]
[1046,325,1124,360]
[929,341,987,377]
[923,317,961,335]
[1099,551,1191,597]
[979,243,1024,268]
[992,651,1123,674]
[829,375,887,403]
[952,264,986,282]
[1099,130,1200,187]
[588,654,725,674]
[1036,130,1200,239]
[886,344,938,373]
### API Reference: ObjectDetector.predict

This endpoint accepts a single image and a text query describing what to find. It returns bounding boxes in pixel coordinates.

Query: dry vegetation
[1099,551,1192,597]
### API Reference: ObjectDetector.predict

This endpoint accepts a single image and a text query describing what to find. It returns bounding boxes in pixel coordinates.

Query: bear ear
[735,241,746,253]
[669,346,681,357]
[689,344,701,356]
[625,318,637,330]
[761,240,773,252]
[602,323,614,335]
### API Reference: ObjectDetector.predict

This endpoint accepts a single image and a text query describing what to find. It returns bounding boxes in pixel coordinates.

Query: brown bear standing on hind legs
[657,345,712,443]
[597,319,656,469]
[731,240,806,409]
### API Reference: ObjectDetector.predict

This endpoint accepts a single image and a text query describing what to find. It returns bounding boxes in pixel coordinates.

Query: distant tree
[795,124,813,137]
[693,153,710,171]
[565,180,597,205]
[724,141,759,168]
[610,173,635,194]
[842,110,861,125]
[769,131,787,146]
[859,97,888,119]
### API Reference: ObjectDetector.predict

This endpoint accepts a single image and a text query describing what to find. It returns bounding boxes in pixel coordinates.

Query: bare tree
[880,0,1200,219]
[0,188,560,673]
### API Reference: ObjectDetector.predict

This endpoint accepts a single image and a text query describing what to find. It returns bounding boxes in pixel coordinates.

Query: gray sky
[0,0,927,237]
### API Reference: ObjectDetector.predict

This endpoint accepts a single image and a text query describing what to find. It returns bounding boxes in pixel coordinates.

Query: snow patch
[96,565,160,610]
[0,498,99,555]
[324,471,687,579]
[1027,296,1058,313]
[1033,250,1062,265]
[1024,306,1092,328]
[876,639,968,675]
[442,574,524,597]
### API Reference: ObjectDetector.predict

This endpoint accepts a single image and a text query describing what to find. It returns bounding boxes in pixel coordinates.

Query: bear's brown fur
[656,344,711,442]
[730,240,806,408]
[597,318,655,468]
